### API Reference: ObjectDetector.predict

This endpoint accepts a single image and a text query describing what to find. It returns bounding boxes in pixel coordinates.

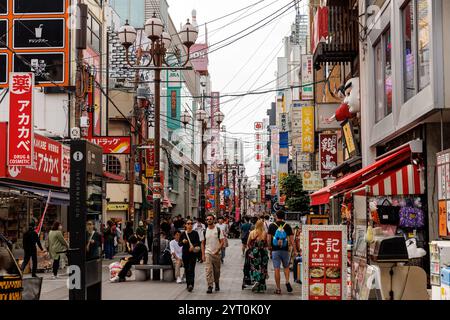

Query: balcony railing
[313,5,359,65]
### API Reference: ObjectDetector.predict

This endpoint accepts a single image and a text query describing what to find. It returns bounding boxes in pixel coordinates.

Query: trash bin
[0,274,23,300]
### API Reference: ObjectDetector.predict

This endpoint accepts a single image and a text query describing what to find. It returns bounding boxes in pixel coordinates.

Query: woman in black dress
[179,219,201,292]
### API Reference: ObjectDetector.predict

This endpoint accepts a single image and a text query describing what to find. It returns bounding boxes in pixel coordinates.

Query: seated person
[111,235,148,283]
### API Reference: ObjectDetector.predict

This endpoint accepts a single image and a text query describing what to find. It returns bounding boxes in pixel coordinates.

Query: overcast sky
[167,0,305,181]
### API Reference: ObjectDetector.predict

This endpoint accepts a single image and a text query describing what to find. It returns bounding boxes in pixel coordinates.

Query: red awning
[349,164,424,197]
[310,144,413,206]
[103,171,125,181]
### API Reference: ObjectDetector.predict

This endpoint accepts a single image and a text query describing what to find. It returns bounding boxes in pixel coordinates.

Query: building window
[374,27,392,122]
[106,155,121,175]
[402,0,430,102]
[168,166,179,192]
[88,13,101,53]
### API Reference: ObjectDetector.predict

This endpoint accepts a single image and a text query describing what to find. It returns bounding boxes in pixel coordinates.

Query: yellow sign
[278,172,288,191]
[301,106,315,153]
[107,203,129,211]
[342,121,356,155]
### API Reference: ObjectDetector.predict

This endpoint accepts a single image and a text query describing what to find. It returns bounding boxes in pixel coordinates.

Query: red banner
[303,226,346,300]
[145,141,155,178]
[260,161,265,204]
[319,134,338,179]
[89,137,131,154]
[8,73,34,166]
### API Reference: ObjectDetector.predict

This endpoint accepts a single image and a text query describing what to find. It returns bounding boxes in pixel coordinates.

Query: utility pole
[129,48,143,226]
[75,1,87,132]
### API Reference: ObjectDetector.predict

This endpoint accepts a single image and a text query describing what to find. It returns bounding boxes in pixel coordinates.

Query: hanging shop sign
[254,122,263,131]
[8,72,34,166]
[342,119,358,159]
[280,113,288,132]
[89,137,131,154]
[260,162,265,204]
[145,140,155,178]
[301,105,315,153]
[189,43,208,74]
[167,87,181,130]
[0,0,69,88]
[301,55,314,101]
[302,225,347,300]
[302,171,323,191]
[61,144,70,188]
[437,149,450,238]
[107,203,129,211]
[319,134,338,179]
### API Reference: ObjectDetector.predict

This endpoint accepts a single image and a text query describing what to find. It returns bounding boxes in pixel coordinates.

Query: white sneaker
[176,277,182,284]
[51,275,59,280]
[110,276,120,283]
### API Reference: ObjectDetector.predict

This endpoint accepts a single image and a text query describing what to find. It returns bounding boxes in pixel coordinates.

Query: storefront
[309,140,429,299]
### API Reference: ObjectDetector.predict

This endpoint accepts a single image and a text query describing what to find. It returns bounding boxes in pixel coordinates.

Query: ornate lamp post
[119,14,197,274]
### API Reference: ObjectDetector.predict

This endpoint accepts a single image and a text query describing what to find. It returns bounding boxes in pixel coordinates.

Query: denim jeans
[104,241,114,259]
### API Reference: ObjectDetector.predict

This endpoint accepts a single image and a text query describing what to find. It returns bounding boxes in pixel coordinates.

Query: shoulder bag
[377,199,400,225]
[186,232,201,253]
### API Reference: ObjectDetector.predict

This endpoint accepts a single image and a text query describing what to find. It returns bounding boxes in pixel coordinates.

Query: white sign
[280,113,288,132]
[301,171,323,191]
[301,55,314,101]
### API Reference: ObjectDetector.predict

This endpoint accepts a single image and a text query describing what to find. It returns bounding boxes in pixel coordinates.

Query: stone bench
[134,264,174,282]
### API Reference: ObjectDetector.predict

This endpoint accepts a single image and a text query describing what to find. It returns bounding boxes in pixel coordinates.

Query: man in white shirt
[216,217,228,263]
[201,214,224,294]
[170,230,184,283]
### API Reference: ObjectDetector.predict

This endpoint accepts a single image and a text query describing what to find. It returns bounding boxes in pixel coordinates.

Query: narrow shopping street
[37,239,301,300]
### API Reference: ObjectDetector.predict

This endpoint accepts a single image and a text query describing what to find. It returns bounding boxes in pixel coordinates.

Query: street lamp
[119,13,197,275]
[181,110,192,128]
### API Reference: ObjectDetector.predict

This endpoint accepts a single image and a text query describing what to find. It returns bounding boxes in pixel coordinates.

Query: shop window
[402,0,430,102]
[168,166,179,192]
[374,27,392,122]
[106,155,121,175]
[88,13,101,53]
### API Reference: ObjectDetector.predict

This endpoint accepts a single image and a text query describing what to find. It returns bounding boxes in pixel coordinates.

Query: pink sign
[189,44,208,73]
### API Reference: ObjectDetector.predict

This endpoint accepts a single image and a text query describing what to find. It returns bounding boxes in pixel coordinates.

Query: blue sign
[134,163,141,173]
[224,188,231,197]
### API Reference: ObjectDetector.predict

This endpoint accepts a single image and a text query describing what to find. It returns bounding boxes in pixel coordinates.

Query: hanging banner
[302,225,347,300]
[260,161,265,204]
[8,72,34,166]
[301,105,315,153]
[145,140,155,178]
[301,55,314,100]
[61,144,70,188]
[319,134,338,179]
[437,149,450,238]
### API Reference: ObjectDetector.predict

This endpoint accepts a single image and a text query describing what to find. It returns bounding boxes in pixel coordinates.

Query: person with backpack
[216,216,229,263]
[201,214,225,294]
[267,210,297,295]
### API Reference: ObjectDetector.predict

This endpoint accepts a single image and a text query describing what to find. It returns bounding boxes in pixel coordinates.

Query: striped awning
[368,164,424,196]
[347,164,424,198]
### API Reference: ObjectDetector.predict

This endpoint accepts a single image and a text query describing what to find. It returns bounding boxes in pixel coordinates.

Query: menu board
[302,225,347,300]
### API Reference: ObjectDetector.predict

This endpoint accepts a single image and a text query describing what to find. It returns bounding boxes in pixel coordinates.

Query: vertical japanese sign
[319,134,338,179]
[8,72,34,166]
[61,144,70,188]
[145,140,155,178]
[255,121,263,162]
[342,120,357,158]
[301,105,315,153]
[260,161,265,204]
[301,55,314,100]
[437,149,450,238]
[302,225,347,300]
[167,87,181,130]
[211,92,220,165]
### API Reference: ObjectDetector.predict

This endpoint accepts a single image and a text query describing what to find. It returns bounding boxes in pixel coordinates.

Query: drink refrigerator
[429,241,450,300]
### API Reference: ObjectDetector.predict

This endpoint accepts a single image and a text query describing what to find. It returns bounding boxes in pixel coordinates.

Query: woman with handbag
[179,219,201,292]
